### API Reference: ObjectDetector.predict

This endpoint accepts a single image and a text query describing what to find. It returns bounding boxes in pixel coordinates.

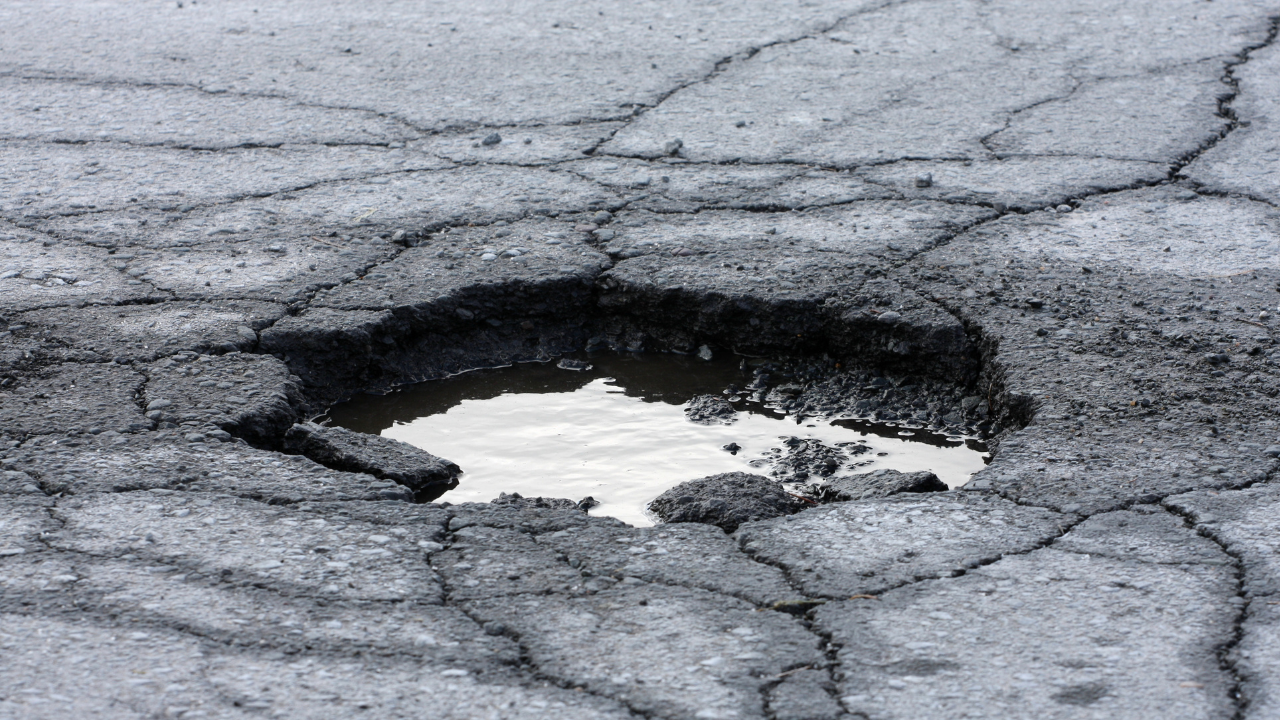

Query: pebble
[480,253,497,261]
[147,399,173,411]
[914,173,933,188]
[481,132,502,146]
[877,311,901,324]
[663,138,684,156]
[1056,204,1073,213]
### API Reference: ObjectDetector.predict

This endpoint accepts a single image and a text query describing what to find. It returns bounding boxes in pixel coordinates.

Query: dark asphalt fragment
[804,468,948,502]
[648,471,807,532]
[283,421,460,495]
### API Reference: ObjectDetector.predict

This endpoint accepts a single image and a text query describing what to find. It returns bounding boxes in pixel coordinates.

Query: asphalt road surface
[2,1,1280,718]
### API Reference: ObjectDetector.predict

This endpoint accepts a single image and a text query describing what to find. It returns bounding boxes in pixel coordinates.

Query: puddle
[326,353,989,526]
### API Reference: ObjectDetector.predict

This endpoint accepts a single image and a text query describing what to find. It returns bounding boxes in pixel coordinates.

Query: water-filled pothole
[327,353,989,526]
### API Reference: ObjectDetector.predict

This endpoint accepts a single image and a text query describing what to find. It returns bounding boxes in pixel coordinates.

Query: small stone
[1264,445,1280,458]
[556,358,592,372]
[0,548,26,556]
[481,132,502,146]
[367,534,392,544]
[914,173,933,188]
[480,253,498,261]
[877,311,901,324]
[593,229,616,241]
[1056,204,1073,213]
[1027,298,1044,308]
[663,138,683,156]
[146,399,173,411]
[722,442,741,455]
[697,345,713,361]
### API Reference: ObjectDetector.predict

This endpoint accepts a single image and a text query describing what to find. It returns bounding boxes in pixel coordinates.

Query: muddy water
[327,353,988,527]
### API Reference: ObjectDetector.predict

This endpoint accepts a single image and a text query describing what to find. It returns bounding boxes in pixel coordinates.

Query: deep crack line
[1173,15,1280,180]
[1160,500,1255,720]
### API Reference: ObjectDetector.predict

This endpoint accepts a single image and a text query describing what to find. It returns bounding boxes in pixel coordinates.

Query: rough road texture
[3,1,1280,718]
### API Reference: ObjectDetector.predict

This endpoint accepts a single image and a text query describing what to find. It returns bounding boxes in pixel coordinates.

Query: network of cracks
[4,4,1280,716]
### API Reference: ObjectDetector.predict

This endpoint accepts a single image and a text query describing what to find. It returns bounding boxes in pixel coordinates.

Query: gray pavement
[2,0,1280,718]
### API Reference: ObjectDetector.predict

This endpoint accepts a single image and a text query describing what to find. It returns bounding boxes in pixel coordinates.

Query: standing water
[327,353,988,526]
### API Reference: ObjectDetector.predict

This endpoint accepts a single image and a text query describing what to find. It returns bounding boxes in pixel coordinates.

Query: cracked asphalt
[3,1,1280,718]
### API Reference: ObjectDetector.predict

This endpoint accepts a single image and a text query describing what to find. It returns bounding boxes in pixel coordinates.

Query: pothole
[326,353,989,526]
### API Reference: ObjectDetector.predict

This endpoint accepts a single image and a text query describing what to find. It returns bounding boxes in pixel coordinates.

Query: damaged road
[3,0,1280,718]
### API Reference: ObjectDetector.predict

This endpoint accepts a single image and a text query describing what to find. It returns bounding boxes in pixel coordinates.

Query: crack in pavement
[1159,500,1255,720]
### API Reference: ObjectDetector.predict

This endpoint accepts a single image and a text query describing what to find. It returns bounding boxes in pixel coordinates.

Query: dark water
[327,353,988,526]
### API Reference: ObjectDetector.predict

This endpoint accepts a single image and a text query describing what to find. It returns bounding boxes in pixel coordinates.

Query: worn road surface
[3,1,1280,718]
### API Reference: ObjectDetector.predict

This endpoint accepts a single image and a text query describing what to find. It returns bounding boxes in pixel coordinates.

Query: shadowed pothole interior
[326,352,989,525]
